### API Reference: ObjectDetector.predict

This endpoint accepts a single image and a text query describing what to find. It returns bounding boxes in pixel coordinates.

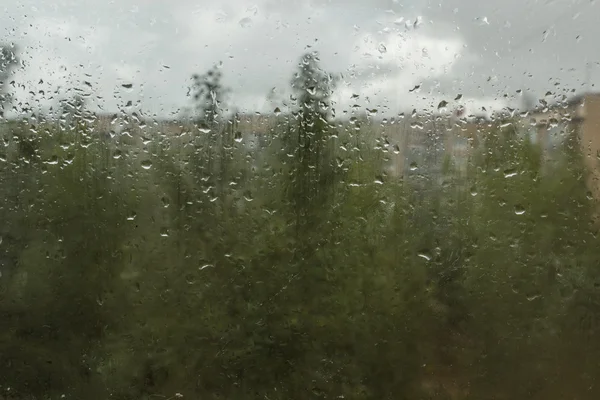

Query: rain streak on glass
[1,1,600,400]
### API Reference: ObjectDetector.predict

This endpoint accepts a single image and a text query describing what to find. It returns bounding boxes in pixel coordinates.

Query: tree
[59,91,88,129]
[286,51,337,234]
[187,64,235,214]
[0,44,19,117]
[188,64,227,129]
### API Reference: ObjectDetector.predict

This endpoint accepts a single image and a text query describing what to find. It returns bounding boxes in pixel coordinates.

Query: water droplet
[470,186,478,196]
[185,274,196,285]
[141,159,153,170]
[417,251,431,261]
[409,161,418,171]
[475,16,490,25]
[414,16,423,28]
[126,211,137,221]
[199,264,214,271]
[514,205,526,215]
[215,10,228,23]
[274,107,281,116]
[504,168,517,178]
[239,17,252,28]
[243,190,254,202]
[378,43,387,53]
[160,228,169,237]
[161,196,170,208]
[113,149,123,159]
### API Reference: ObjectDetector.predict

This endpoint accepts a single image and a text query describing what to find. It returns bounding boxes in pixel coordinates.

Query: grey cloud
[421,0,599,100]
[0,0,598,117]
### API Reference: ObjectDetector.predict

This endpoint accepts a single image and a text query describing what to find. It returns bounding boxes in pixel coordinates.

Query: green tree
[189,64,227,129]
[0,120,133,399]
[0,43,19,117]
[188,64,234,208]
[286,51,337,234]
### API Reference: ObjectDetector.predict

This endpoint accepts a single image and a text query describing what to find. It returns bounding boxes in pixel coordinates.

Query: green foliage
[2,86,600,400]
[0,118,132,398]
[189,64,227,128]
[284,52,338,234]
[0,43,18,115]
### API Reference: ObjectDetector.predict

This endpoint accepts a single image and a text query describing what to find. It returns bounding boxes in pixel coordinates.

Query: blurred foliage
[1,56,600,400]
[0,43,18,116]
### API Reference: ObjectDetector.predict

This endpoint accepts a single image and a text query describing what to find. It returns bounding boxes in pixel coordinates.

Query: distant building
[565,93,600,199]
[511,92,600,200]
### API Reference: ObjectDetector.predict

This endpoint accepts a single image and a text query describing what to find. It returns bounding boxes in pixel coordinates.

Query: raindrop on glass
[239,17,252,28]
[141,159,153,170]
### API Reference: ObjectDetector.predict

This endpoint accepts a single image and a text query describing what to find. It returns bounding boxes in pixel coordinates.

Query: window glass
[1,1,600,399]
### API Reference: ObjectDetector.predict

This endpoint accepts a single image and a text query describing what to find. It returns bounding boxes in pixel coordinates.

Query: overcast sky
[1,0,599,118]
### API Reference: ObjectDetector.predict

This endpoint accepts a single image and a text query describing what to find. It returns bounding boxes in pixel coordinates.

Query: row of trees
[1,48,600,400]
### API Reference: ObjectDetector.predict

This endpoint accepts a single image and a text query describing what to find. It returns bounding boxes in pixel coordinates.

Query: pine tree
[188,64,232,210]
[286,51,337,234]
[0,44,19,118]
[189,64,227,129]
